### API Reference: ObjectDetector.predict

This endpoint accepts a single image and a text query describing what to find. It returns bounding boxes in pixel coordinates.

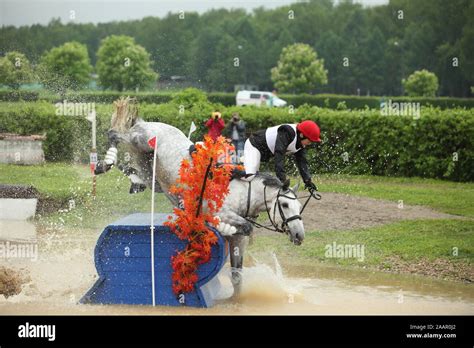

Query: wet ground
[1,220,472,315]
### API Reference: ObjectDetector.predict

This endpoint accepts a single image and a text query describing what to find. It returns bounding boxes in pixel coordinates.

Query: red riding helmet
[297,120,321,142]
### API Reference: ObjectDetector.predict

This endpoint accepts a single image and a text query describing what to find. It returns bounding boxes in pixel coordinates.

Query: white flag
[188,121,197,139]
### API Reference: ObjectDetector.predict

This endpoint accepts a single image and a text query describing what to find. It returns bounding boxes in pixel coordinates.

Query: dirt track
[257,192,461,234]
[0,266,28,298]
[302,192,461,232]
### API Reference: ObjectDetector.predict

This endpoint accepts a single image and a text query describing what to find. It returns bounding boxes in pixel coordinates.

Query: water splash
[216,252,311,305]
[272,252,283,279]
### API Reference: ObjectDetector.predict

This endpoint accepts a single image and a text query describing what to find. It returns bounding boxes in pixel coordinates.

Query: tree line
[0,0,472,96]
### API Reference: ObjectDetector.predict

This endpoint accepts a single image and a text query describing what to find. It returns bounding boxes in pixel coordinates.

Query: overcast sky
[0,0,389,27]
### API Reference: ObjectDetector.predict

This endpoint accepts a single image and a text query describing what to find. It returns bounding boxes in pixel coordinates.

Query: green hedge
[0,90,39,101]
[0,101,472,181]
[1,89,472,109]
[141,104,473,182]
[207,92,236,106]
[0,101,74,161]
[277,94,474,110]
[53,92,474,109]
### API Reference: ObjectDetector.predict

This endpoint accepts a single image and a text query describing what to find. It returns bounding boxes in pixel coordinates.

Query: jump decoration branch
[165,135,234,295]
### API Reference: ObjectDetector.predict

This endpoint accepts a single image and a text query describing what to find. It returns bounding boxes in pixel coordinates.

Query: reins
[244,182,321,234]
[196,160,322,235]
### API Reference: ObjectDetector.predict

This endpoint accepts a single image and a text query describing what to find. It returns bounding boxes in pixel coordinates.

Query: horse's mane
[110,97,139,133]
[255,172,283,188]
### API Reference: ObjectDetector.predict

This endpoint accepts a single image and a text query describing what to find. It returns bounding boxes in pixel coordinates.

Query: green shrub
[0,101,74,161]
[278,94,474,110]
[207,92,236,106]
[41,91,173,104]
[402,69,439,97]
[183,92,474,109]
[1,89,473,109]
[0,90,39,101]
[170,88,209,109]
[0,101,472,182]
[137,103,474,181]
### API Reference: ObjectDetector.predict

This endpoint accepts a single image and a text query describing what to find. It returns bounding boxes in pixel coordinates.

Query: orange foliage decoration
[165,135,235,295]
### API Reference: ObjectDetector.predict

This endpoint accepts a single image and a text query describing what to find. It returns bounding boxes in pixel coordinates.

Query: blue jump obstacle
[80,213,228,307]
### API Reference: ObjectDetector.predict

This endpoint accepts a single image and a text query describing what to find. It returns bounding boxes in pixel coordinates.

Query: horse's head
[269,182,305,246]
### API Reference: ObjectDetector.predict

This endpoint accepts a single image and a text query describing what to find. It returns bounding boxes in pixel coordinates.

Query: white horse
[96,98,306,295]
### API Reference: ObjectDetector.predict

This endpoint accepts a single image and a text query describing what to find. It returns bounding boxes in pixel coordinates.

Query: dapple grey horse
[96,98,306,296]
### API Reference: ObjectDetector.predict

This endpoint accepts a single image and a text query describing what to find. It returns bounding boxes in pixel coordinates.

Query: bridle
[244,181,321,234]
[269,186,301,233]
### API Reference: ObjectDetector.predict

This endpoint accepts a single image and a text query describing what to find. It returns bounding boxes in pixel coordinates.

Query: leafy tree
[38,41,92,94]
[0,0,472,96]
[384,38,404,96]
[358,28,386,95]
[435,42,464,96]
[228,17,264,87]
[190,28,221,85]
[252,6,296,89]
[271,43,328,94]
[0,59,13,88]
[205,34,242,91]
[459,1,474,89]
[96,35,158,91]
[171,88,209,109]
[0,51,34,89]
[402,69,439,97]
[150,14,198,77]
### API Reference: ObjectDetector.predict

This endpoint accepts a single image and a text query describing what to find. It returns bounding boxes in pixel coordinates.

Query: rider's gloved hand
[104,147,118,166]
[282,178,290,191]
[304,179,317,192]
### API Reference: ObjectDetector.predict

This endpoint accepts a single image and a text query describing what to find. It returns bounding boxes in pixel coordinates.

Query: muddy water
[0,221,472,315]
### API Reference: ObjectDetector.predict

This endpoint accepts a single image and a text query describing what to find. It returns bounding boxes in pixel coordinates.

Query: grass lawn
[0,163,172,228]
[248,219,473,265]
[1,162,85,202]
[248,219,473,281]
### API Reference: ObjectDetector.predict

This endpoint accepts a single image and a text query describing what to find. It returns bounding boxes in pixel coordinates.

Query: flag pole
[86,110,97,197]
[150,136,157,306]
[188,121,196,139]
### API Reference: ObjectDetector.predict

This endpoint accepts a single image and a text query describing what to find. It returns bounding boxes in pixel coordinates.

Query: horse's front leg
[227,234,247,298]
[216,208,253,237]
[94,130,129,175]
[216,211,253,297]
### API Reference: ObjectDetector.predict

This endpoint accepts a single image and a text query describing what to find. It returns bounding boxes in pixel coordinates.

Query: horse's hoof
[129,183,146,194]
[231,272,242,298]
[231,290,242,300]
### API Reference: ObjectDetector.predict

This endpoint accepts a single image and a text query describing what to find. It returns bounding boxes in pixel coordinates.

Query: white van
[236,90,287,107]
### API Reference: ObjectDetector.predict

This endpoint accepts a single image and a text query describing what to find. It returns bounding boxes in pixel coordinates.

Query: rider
[243,120,321,191]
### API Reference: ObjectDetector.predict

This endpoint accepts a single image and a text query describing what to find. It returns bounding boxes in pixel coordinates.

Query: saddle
[188,144,247,181]
[230,168,248,180]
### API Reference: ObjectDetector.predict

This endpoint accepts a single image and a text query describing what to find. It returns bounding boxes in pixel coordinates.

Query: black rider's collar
[295,130,303,149]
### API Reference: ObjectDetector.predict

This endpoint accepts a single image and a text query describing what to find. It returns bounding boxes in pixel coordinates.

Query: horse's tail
[110,96,139,133]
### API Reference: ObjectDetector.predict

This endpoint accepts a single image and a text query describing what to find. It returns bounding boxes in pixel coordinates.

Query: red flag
[148,136,157,149]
